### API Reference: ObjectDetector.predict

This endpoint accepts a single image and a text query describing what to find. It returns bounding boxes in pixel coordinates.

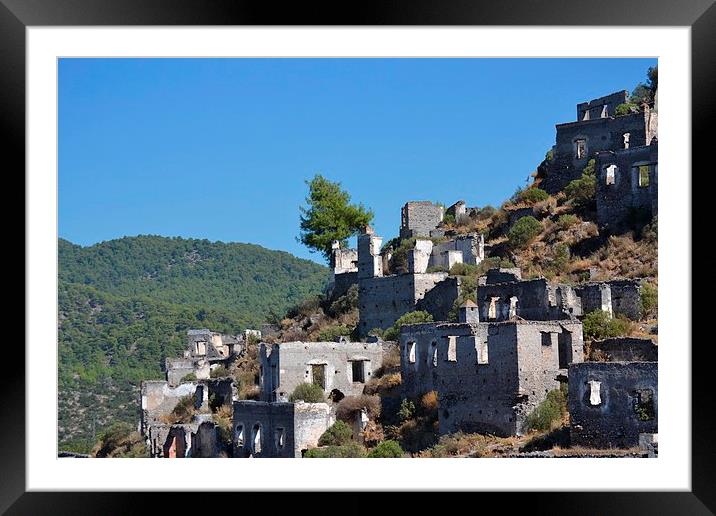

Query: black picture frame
[5,0,713,513]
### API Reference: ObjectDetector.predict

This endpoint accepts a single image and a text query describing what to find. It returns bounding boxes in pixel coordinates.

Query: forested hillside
[58,236,328,451]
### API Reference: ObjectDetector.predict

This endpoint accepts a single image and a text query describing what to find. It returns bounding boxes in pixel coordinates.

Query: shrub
[289,383,325,403]
[508,216,542,249]
[518,188,549,205]
[640,282,658,318]
[210,365,229,378]
[615,102,639,116]
[420,391,439,413]
[582,310,631,340]
[327,284,358,316]
[304,442,366,458]
[383,311,433,341]
[180,373,197,382]
[318,420,353,446]
[161,395,196,424]
[425,265,448,273]
[317,324,353,342]
[524,386,567,432]
[545,148,554,161]
[442,213,456,225]
[552,244,571,272]
[367,440,404,458]
[556,214,580,230]
[449,262,480,277]
[398,399,416,422]
[477,205,496,220]
[336,395,382,421]
[564,160,596,207]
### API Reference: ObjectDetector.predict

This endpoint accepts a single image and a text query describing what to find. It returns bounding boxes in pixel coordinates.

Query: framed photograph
[8,0,712,511]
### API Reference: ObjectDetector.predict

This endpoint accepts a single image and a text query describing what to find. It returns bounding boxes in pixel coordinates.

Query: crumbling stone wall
[140,380,199,432]
[400,201,444,238]
[569,362,657,448]
[401,320,584,436]
[358,271,453,336]
[577,91,629,121]
[596,143,658,232]
[232,401,333,458]
[416,276,461,323]
[259,341,383,402]
[575,279,643,320]
[476,277,580,321]
[430,233,484,267]
[485,268,522,284]
[590,337,657,362]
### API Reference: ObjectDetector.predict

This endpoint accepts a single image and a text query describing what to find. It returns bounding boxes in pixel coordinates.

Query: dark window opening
[311,364,326,390]
[634,389,655,421]
[351,361,365,383]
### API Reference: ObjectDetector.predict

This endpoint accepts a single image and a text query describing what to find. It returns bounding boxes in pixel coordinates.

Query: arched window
[430,341,438,367]
[407,342,416,364]
[235,424,244,446]
[252,423,262,454]
[605,164,617,185]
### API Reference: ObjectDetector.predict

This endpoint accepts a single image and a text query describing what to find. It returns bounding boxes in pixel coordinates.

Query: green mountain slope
[59,235,329,328]
[58,236,329,451]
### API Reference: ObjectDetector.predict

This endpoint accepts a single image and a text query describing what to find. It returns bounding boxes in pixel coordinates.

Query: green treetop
[299,174,374,262]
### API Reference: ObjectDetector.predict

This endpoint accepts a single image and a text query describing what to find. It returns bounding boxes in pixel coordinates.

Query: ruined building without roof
[328,201,485,336]
[539,90,658,196]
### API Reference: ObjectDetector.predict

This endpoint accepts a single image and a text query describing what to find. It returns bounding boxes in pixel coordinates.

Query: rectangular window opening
[638,165,650,187]
[447,336,457,362]
[351,360,365,383]
[311,364,326,389]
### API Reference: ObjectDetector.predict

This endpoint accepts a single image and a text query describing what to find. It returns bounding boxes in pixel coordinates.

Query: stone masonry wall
[259,341,383,402]
[596,143,657,232]
[400,201,444,238]
[569,362,657,448]
[541,111,651,194]
[401,320,584,437]
[232,401,333,458]
[358,272,449,336]
[590,337,658,362]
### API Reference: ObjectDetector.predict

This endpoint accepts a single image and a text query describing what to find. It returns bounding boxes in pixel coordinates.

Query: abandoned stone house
[232,401,334,458]
[259,340,383,402]
[165,329,243,386]
[140,377,236,457]
[476,276,582,322]
[475,273,644,323]
[568,361,657,448]
[539,90,658,195]
[400,307,584,436]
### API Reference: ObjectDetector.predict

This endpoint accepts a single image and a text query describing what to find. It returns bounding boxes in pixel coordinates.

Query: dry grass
[363,373,401,396]
[335,395,382,422]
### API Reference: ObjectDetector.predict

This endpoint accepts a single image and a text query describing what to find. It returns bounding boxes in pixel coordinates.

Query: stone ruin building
[595,140,658,232]
[224,339,384,457]
[328,200,485,336]
[165,329,243,385]
[539,90,658,197]
[569,360,657,450]
[139,329,256,457]
[474,269,644,323]
[140,377,236,457]
[232,401,335,458]
[259,340,383,402]
[401,295,585,437]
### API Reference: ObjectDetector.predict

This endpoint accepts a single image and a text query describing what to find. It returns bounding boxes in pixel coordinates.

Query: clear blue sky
[59,57,657,264]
